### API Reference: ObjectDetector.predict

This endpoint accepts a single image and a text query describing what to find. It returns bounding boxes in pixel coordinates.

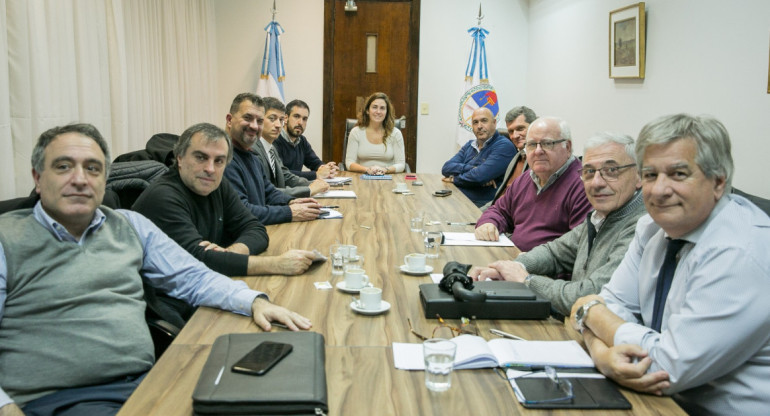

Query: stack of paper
[442,232,515,247]
[324,177,352,184]
[314,190,357,199]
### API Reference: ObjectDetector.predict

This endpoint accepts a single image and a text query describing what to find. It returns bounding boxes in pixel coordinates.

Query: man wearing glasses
[475,117,592,251]
[571,114,770,415]
[470,133,645,318]
[480,105,537,211]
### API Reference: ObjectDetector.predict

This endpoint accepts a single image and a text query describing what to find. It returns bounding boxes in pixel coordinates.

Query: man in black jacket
[133,122,316,277]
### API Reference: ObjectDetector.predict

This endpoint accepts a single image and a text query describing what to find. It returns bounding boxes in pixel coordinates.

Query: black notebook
[192,332,328,415]
[514,376,632,409]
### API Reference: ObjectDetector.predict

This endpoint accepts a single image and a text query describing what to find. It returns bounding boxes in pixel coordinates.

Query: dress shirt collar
[33,201,106,245]
[259,137,274,154]
[529,155,577,194]
[279,130,300,147]
[471,131,500,153]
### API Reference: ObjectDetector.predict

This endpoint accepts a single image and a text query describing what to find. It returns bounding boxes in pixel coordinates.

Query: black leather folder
[419,281,551,319]
[192,332,328,415]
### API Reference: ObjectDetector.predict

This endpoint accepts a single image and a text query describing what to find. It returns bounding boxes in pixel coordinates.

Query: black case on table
[419,281,551,319]
[192,332,327,415]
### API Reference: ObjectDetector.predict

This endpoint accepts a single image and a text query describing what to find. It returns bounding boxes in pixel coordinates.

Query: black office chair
[733,188,770,218]
[341,118,412,172]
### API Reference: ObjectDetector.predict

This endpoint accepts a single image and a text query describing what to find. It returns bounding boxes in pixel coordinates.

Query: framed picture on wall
[767,34,769,93]
[609,2,646,79]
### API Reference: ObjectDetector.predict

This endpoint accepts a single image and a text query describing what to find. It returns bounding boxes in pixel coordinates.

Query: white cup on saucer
[344,268,369,289]
[359,287,382,310]
[395,182,408,192]
[404,253,427,272]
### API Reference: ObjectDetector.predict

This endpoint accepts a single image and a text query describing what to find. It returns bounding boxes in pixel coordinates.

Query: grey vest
[0,208,153,405]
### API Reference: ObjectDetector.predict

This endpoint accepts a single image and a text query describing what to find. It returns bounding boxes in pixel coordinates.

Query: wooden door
[322,0,420,170]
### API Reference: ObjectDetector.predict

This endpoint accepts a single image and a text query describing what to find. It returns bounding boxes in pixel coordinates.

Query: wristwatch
[523,274,533,287]
[575,299,604,333]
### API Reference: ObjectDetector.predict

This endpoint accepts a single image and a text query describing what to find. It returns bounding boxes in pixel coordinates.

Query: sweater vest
[0,208,153,405]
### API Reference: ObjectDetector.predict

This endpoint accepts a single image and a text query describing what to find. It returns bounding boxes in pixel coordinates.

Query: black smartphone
[231,341,293,376]
[433,190,452,197]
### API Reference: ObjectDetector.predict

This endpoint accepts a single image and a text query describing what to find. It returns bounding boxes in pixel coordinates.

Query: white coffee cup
[395,182,408,192]
[359,287,382,310]
[404,253,427,272]
[344,268,369,289]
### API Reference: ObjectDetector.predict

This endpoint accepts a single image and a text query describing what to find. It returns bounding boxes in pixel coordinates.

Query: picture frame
[609,2,646,79]
[767,34,770,93]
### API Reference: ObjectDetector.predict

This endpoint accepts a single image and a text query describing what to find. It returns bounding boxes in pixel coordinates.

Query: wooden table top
[118,173,685,416]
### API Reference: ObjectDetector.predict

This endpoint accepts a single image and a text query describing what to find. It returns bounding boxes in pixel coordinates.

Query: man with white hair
[571,114,770,415]
[475,117,592,251]
[471,132,645,317]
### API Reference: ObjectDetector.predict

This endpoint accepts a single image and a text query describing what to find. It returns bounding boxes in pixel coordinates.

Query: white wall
[213,0,324,142]
[527,0,770,198]
[212,0,528,174]
[416,0,530,173]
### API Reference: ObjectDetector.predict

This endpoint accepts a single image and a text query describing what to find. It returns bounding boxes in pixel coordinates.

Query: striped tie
[268,147,278,179]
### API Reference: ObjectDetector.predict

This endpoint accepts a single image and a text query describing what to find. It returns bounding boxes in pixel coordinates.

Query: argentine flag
[256,21,286,103]
[456,25,499,147]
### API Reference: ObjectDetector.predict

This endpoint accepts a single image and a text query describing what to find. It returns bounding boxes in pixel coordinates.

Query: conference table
[118,173,684,416]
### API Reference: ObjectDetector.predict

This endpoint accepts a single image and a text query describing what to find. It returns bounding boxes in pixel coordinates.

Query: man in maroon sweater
[475,117,592,251]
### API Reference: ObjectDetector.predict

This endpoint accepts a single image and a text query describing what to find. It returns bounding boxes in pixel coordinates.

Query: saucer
[350,300,391,315]
[400,264,434,275]
[336,281,372,294]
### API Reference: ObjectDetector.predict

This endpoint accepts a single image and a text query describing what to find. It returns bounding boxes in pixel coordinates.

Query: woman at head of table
[345,92,406,175]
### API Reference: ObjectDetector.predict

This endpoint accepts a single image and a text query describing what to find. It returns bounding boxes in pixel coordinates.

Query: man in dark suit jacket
[254,97,329,198]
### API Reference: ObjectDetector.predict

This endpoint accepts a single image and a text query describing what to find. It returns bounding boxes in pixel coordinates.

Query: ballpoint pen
[447,222,477,226]
[321,205,339,209]
[490,328,527,341]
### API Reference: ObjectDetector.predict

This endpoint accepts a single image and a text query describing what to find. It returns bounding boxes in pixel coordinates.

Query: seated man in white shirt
[570,114,770,415]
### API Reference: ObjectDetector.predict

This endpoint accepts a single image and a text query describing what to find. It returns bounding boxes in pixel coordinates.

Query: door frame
[322,0,421,171]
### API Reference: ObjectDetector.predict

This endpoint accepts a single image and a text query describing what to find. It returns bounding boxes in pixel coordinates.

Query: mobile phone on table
[231,341,293,376]
[433,190,452,197]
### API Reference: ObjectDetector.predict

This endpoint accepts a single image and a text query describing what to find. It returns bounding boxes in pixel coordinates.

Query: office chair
[341,118,412,172]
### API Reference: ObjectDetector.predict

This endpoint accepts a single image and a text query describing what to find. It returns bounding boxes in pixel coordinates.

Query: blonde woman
[345,92,406,174]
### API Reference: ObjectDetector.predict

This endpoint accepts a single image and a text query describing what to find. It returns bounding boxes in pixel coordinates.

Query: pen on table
[447,221,477,226]
[321,205,339,209]
[490,328,527,341]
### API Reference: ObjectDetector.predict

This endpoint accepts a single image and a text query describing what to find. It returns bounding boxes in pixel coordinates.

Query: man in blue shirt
[571,114,770,415]
[441,107,517,207]
[275,99,338,180]
[0,123,310,415]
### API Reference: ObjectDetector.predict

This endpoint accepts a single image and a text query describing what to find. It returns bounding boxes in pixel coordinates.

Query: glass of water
[423,231,442,258]
[423,338,457,392]
[329,244,344,276]
[410,212,424,232]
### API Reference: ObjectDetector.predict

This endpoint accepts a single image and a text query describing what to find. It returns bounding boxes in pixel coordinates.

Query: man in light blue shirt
[571,114,770,415]
[0,123,311,415]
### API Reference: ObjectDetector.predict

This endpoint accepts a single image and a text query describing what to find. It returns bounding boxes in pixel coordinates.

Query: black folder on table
[192,332,328,415]
[515,376,632,409]
[419,281,551,319]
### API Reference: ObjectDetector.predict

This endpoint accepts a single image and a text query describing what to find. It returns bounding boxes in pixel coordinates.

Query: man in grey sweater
[470,132,645,317]
[0,124,310,416]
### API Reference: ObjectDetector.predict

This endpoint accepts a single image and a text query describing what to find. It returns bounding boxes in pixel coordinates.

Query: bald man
[441,107,517,207]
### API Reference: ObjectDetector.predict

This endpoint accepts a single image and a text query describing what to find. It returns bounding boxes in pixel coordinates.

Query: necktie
[268,147,278,179]
[584,219,597,263]
[650,238,687,332]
